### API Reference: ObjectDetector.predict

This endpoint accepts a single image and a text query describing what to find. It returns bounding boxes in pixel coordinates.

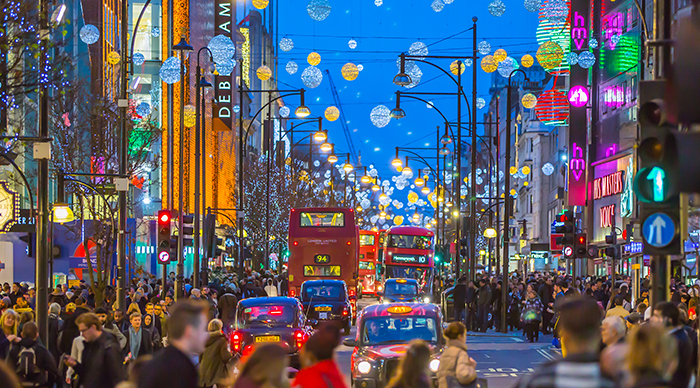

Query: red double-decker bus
[383,226,435,299]
[288,207,359,320]
[358,230,380,297]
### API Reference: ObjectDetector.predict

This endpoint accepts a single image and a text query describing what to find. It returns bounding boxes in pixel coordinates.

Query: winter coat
[8,337,58,387]
[218,293,238,329]
[103,323,127,350]
[72,331,126,388]
[292,359,348,388]
[476,285,491,306]
[521,295,543,323]
[198,332,233,387]
[437,339,476,388]
[124,327,155,359]
[47,313,62,361]
[59,306,90,355]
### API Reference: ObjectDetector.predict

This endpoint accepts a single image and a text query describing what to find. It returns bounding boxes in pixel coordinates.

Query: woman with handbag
[436,322,477,388]
[199,319,234,388]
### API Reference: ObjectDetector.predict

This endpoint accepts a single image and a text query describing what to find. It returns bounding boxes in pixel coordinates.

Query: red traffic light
[578,235,586,244]
[158,210,171,224]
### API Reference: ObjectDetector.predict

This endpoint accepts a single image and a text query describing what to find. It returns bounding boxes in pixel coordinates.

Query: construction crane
[324,69,359,164]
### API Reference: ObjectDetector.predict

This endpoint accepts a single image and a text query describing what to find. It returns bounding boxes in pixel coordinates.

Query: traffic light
[555,209,574,258]
[213,236,224,257]
[19,233,34,257]
[157,210,172,264]
[182,214,194,247]
[634,81,681,255]
[574,233,587,258]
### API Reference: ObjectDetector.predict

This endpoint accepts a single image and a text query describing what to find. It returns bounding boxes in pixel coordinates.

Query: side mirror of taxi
[343,338,358,347]
[376,291,383,297]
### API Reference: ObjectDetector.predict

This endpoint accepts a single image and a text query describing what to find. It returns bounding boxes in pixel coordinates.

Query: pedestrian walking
[650,302,694,388]
[138,300,209,388]
[217,288,238,334]
[47,303,63,362]
[600,317,628,381]
[451,277,467,323]
[626,323,678,388]
[64,313,126,388]
[436,322,477,388]
[476,279,491,333]
[198,319,234,388]
[521,289,543,343]
[0,360,21,388]
[385,340,432,388]
[125,312,154,361]
[8,322,58,388]
[232,343,289,388]
[96,307,127,350]
[264,279,278,297]
[292,323,348,388]
[1,308,19,337]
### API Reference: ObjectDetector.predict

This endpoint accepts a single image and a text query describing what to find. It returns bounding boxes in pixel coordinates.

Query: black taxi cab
[230,297,314,368]
[343,303,444,388]
[299,279,353,335]
[379,278,421,304]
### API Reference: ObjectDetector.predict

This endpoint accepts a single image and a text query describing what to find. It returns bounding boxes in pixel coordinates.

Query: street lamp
[414,176,425,187]
[295,92,311,118]
[402,157,412,176]
[484,227,497,239]
[393,53,412,86]
[320,142,333,152]
[361,167,372,184]
[372,182,381,192]
[328,153,339,164]
[391,147,403,168]
[421,186,430,195]
[52,203,75,224]
[390,92,406,119]
[313,129,328,142]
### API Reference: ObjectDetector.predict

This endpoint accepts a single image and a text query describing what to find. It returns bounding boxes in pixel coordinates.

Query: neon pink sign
[570,142,585,181]
[571,11,587,50]
[603,85,624,108]
[568,85,589,107]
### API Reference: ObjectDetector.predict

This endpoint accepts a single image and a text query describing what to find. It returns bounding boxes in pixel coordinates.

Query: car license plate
[315,306,332,312]
[255,336,280,343]
[319,312,328,319]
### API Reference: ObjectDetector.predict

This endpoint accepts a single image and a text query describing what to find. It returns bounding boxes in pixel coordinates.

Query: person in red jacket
[292,323,348,388]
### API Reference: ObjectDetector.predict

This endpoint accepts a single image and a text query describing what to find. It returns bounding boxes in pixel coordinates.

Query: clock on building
[0,181,19,233]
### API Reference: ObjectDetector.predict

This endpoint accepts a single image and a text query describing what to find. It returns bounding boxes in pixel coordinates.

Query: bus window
[387,234,433,249]
[300,212,345,227]
[360,234,376,246]
[303,265,341,277]
[359,261,375,270]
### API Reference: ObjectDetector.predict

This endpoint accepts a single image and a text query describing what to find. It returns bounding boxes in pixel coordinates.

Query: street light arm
[129,0,153,72]
[0,153,35,219]
[62,177,118,241]
[243,92,302,153]
[397,93,456,141]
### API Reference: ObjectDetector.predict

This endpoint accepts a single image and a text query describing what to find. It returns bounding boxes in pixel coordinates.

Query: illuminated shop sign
[600,204,615,228]
[568,85,589,107]
[215,0,233,128]
[623,242,642,255]
[593,170,624,200]
[571,11,587,50]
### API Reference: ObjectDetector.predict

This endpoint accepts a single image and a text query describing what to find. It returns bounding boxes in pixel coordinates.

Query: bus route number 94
[314,254,330,264]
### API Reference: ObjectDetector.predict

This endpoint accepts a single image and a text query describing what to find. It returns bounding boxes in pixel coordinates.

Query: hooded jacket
[437,339,476,388]
[73,331,126,388]
[198,331,233,387]
[8,336,59,387]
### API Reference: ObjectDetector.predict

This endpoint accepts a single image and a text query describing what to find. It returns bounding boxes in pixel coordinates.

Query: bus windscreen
[387,234,433,250]
[300,212,345,227]
[360,234,376,246]
[303,265,342,277]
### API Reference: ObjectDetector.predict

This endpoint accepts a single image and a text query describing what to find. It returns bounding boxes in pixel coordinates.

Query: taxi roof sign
[396,279,407,283]
[387,306,413,314]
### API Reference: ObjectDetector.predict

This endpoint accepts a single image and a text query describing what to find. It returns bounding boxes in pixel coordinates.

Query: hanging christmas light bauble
[493,49,507,63]
[215,58,236,76]
[465,58,473,66]
[370,105,391,128]
[542,162,555,176]
[233,105,241,113]
[394,215,404,225]
[497,56,518,78]
[286,61,298,75]
[301,66,323,88]
[488,0,506,17]
[325,106,340,121]
[536,41,564,71]
[481,55,497,73]
[524,0,540,12]
[357,64,364,71]
[252,0,268,9]
[405,65,422,89]
[589,38,599,49]
[256,65,272,81]
[348,39,357,49]
[208,34,236,63]
[80,24,100,44]
[521,93,538,109]
[132,53,145,66]
[279,106,290,118]
[136,102,151,117]
[432,0,445,12]
[578,51,596,68]
[184,105,196,128]
[151,27,160,37]
[307,52,321,66]
[544,0,569,24]
[375,0,383,5]
[521,54,534,68]
[159,57,181,84]
[450,60,466,75]
[107,51,121,65]
[341,62,359,81]
[280,37,294,52]
[478,40,491,55]
[476,98,486,109]
[568,52,579,66]
[409,41,429,58]
[534,89,569,126]
[307,0,332,21]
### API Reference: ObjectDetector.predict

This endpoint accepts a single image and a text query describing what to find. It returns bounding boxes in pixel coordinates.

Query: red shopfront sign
[593,170,624,200]
[600,204,615,228]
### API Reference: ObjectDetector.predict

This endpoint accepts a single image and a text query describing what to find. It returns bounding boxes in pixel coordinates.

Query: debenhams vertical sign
[215,0,233,129]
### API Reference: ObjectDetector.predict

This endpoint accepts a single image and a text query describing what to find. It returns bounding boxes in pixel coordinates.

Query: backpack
[16,344,45,386]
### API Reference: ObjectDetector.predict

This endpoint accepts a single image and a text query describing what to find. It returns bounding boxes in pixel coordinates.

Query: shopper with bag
[437,322,477,388]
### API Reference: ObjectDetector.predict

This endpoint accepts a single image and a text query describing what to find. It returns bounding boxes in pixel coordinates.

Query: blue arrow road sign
[643,212,675,248]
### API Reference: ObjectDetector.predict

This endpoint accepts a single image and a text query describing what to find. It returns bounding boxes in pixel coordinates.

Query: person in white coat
[436,322,477,388]
[264,278,278,297]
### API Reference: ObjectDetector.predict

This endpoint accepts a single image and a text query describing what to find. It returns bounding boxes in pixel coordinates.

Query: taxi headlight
[429,359,440,373]
[358,361,372,374]
[423,296,431,303]
[382,299,389,304]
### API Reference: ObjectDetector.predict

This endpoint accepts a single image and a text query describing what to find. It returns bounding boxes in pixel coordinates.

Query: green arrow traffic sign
[647,166,666,202]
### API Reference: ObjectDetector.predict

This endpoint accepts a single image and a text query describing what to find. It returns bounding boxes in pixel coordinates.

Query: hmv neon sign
[569,142,585,181]
[571,11,587,50]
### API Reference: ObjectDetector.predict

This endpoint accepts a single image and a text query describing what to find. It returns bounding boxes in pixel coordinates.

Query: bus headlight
[377,285,383,291]
[429,359,440,373]
[358,361,372,374]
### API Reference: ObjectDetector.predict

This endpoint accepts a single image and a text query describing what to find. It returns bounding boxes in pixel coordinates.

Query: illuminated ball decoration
[280,37,294,52]
[107,51,121,65]
[476,98,486,109]
[208,34,236,64]
[521,54,534,68]
[301,66,323,88]
[132,53,145,66]
[151,27,160,37]
[535,8,571,76]
[184,105,196,128]
[610,34,620,47]
[80,24,100,44]
[136,102,151,117]
[524,0,540,12]
[444,0,454,3]
[307,52,321,66]
[407,192,419,204]
[279,106,290,118]
[450,60,466,75]
[252,0,268,9]
[256,65,272,81]
[578,51,596,68]
[341,62,359,81]
[536,41,564,71]
[370,105,391,128]
[465,58,473,67]
[493,48,507,63]
[521,93,538,109]
[488,0,506,17]
[325,106,340,121]
[233,105,240,113]
[405,66,423,89]
[534,89,569,126]
[432,0,445,12]
[480,55,497,73]
[348,39,357,49]
[409,41,429,58]
[375,0,383,6]
[394,215,404,225]
[589,38,599,49]
[568,52,578,66]
[286,61,298,75]
[159,57,181,84]
[215,59,236,76]
[542,162,555,176]
[357,64,364,71]
[307,0,332,21]
[478,40,491,55]
[544,0,569,24]
[497,57,518,78]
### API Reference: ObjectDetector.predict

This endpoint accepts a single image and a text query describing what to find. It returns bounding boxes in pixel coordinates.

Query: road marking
[512,338,524,342]
[536,348,557,361]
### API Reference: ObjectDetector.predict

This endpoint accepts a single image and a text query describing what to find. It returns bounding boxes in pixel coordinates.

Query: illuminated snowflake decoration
[542,162,555,176]
[465,58,473,67]
[545,0,569,24]
[307,0,331,21]
[476,98,486,109]
[375,0,383,6]
[324,170,332,179]
[402,168,414,179]
[478,41,491,55]
[497,57,519,78]
[136,102,151,117]
[357,64,364,71]
[286,61,298,75]
[280,37,294,52]
[132,53,145,66]
[405,65,423,89]
[208,35,236,64]
[279,106,290,118]
[151,27,160,37]
[361,199,371,209]
[370,105,391,128]
[589,38,599,49]
[431,0,445,12]
[369,168,378,177]
[524,0,540,12]
[568,52,579,66]
[301,66,323,88]
[80,24,100,45]
[488,0,506,17]
[409,41,429,58]
[215,59,236,76]
[610,34,621,47]
[578,51,596,69]
[159,57,181,84]
[348,39,357,49]
[233,105,240,113]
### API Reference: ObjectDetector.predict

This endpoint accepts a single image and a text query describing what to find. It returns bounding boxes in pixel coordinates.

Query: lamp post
[173,33,193,300]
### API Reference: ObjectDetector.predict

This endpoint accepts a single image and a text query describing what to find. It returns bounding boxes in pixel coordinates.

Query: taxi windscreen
[385,282,418,296]
[362,317,438,345]
[302,283,345,300]
[239,305,295,327]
